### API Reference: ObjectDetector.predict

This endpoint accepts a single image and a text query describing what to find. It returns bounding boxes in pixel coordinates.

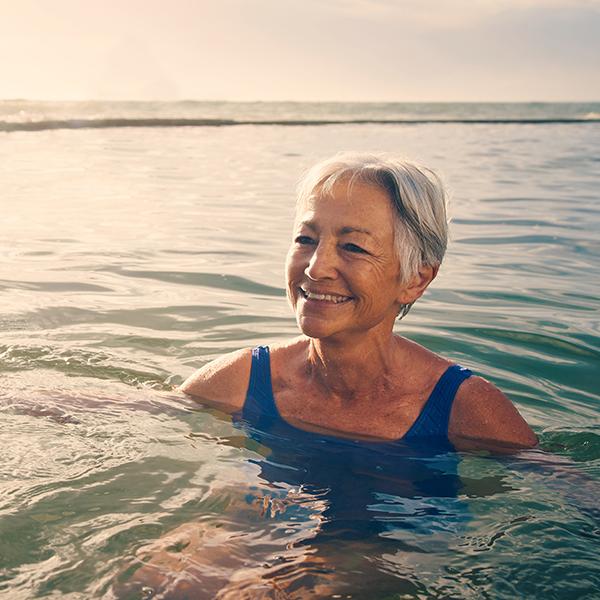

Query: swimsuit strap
[403,365,472,440]
[241,346,278,423]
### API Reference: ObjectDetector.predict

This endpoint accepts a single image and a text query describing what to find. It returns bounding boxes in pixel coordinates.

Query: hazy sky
[1,0,599,101]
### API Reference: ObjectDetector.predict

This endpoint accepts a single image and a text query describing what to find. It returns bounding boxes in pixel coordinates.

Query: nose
[305,241,338,280]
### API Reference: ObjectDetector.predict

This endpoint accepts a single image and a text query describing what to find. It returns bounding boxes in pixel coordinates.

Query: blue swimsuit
[233,346,474,540]
[236,345,472,446]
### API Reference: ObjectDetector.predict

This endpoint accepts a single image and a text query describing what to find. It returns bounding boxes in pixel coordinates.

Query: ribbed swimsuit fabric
[237,345,472,444]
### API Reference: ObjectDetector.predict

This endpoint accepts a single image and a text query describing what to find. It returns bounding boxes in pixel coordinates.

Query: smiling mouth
[300,287,353,304]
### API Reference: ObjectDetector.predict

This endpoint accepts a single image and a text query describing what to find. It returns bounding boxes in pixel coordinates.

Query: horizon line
[2,98,599,105]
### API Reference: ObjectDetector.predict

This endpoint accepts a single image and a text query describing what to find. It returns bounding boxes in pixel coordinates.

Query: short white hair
[296,152,449,287]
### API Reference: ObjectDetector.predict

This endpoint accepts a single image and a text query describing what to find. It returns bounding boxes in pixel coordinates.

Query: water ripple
[102,267,285,297]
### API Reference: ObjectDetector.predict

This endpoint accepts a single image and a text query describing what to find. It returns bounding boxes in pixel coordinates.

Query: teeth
[302,289,351,303]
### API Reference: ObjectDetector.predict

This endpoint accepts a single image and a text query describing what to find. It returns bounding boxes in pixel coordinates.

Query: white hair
[296,152,449,289]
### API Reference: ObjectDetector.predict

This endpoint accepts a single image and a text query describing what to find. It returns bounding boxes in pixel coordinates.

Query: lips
[299,286,353,304]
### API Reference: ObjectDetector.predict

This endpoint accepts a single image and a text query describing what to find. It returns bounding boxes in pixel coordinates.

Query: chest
[271,379,430,441]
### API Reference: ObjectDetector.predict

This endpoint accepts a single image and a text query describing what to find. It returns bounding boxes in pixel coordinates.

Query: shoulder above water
[179,347,253,413]
[178,339,307,413]
[179,339,538,452]
[449,375,538,451]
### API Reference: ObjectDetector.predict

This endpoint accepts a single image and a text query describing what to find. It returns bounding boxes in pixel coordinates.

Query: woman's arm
[179,347,252,413]
[448,376,538,452]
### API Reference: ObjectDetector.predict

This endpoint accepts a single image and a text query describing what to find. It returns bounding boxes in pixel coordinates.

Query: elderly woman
[181,153,537,452]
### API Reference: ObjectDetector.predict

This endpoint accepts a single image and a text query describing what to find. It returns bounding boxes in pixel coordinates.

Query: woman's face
[285,179,412,342]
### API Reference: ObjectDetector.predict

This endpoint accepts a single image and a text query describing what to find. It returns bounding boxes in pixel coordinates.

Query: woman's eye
[343,243,368,254]
[295,235,315,245]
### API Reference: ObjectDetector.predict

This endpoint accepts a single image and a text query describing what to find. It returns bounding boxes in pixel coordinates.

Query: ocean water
[0,101,599,599]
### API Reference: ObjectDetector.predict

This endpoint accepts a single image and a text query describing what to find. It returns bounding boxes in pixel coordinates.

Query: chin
[296,316,336,340]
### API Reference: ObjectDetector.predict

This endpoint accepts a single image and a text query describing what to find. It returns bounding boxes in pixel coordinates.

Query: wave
[2,116,600,132]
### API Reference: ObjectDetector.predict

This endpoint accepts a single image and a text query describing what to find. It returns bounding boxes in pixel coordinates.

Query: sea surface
[0,101,599,599]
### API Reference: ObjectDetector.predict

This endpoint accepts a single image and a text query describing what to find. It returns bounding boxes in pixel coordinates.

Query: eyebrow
[298,221,374,237]
[339,226,373,236]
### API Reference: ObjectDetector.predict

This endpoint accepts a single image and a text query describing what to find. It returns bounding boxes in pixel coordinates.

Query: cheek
[285,278,298,311]
[285,247,305,280]
[284,248,295,281]
[285,249,299,298]
[354,264,397,304]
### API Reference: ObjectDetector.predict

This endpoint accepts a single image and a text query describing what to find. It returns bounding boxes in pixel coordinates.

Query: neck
[306,331,400,400]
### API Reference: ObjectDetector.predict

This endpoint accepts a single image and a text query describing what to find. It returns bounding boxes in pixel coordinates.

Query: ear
[397,264,438,305]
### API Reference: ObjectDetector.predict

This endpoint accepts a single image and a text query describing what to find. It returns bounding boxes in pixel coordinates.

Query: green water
[0,108,599,598]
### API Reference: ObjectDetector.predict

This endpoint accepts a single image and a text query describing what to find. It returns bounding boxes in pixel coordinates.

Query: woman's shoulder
[179,347,254,412]
[179,339,307,412]
[449,375,538,451]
